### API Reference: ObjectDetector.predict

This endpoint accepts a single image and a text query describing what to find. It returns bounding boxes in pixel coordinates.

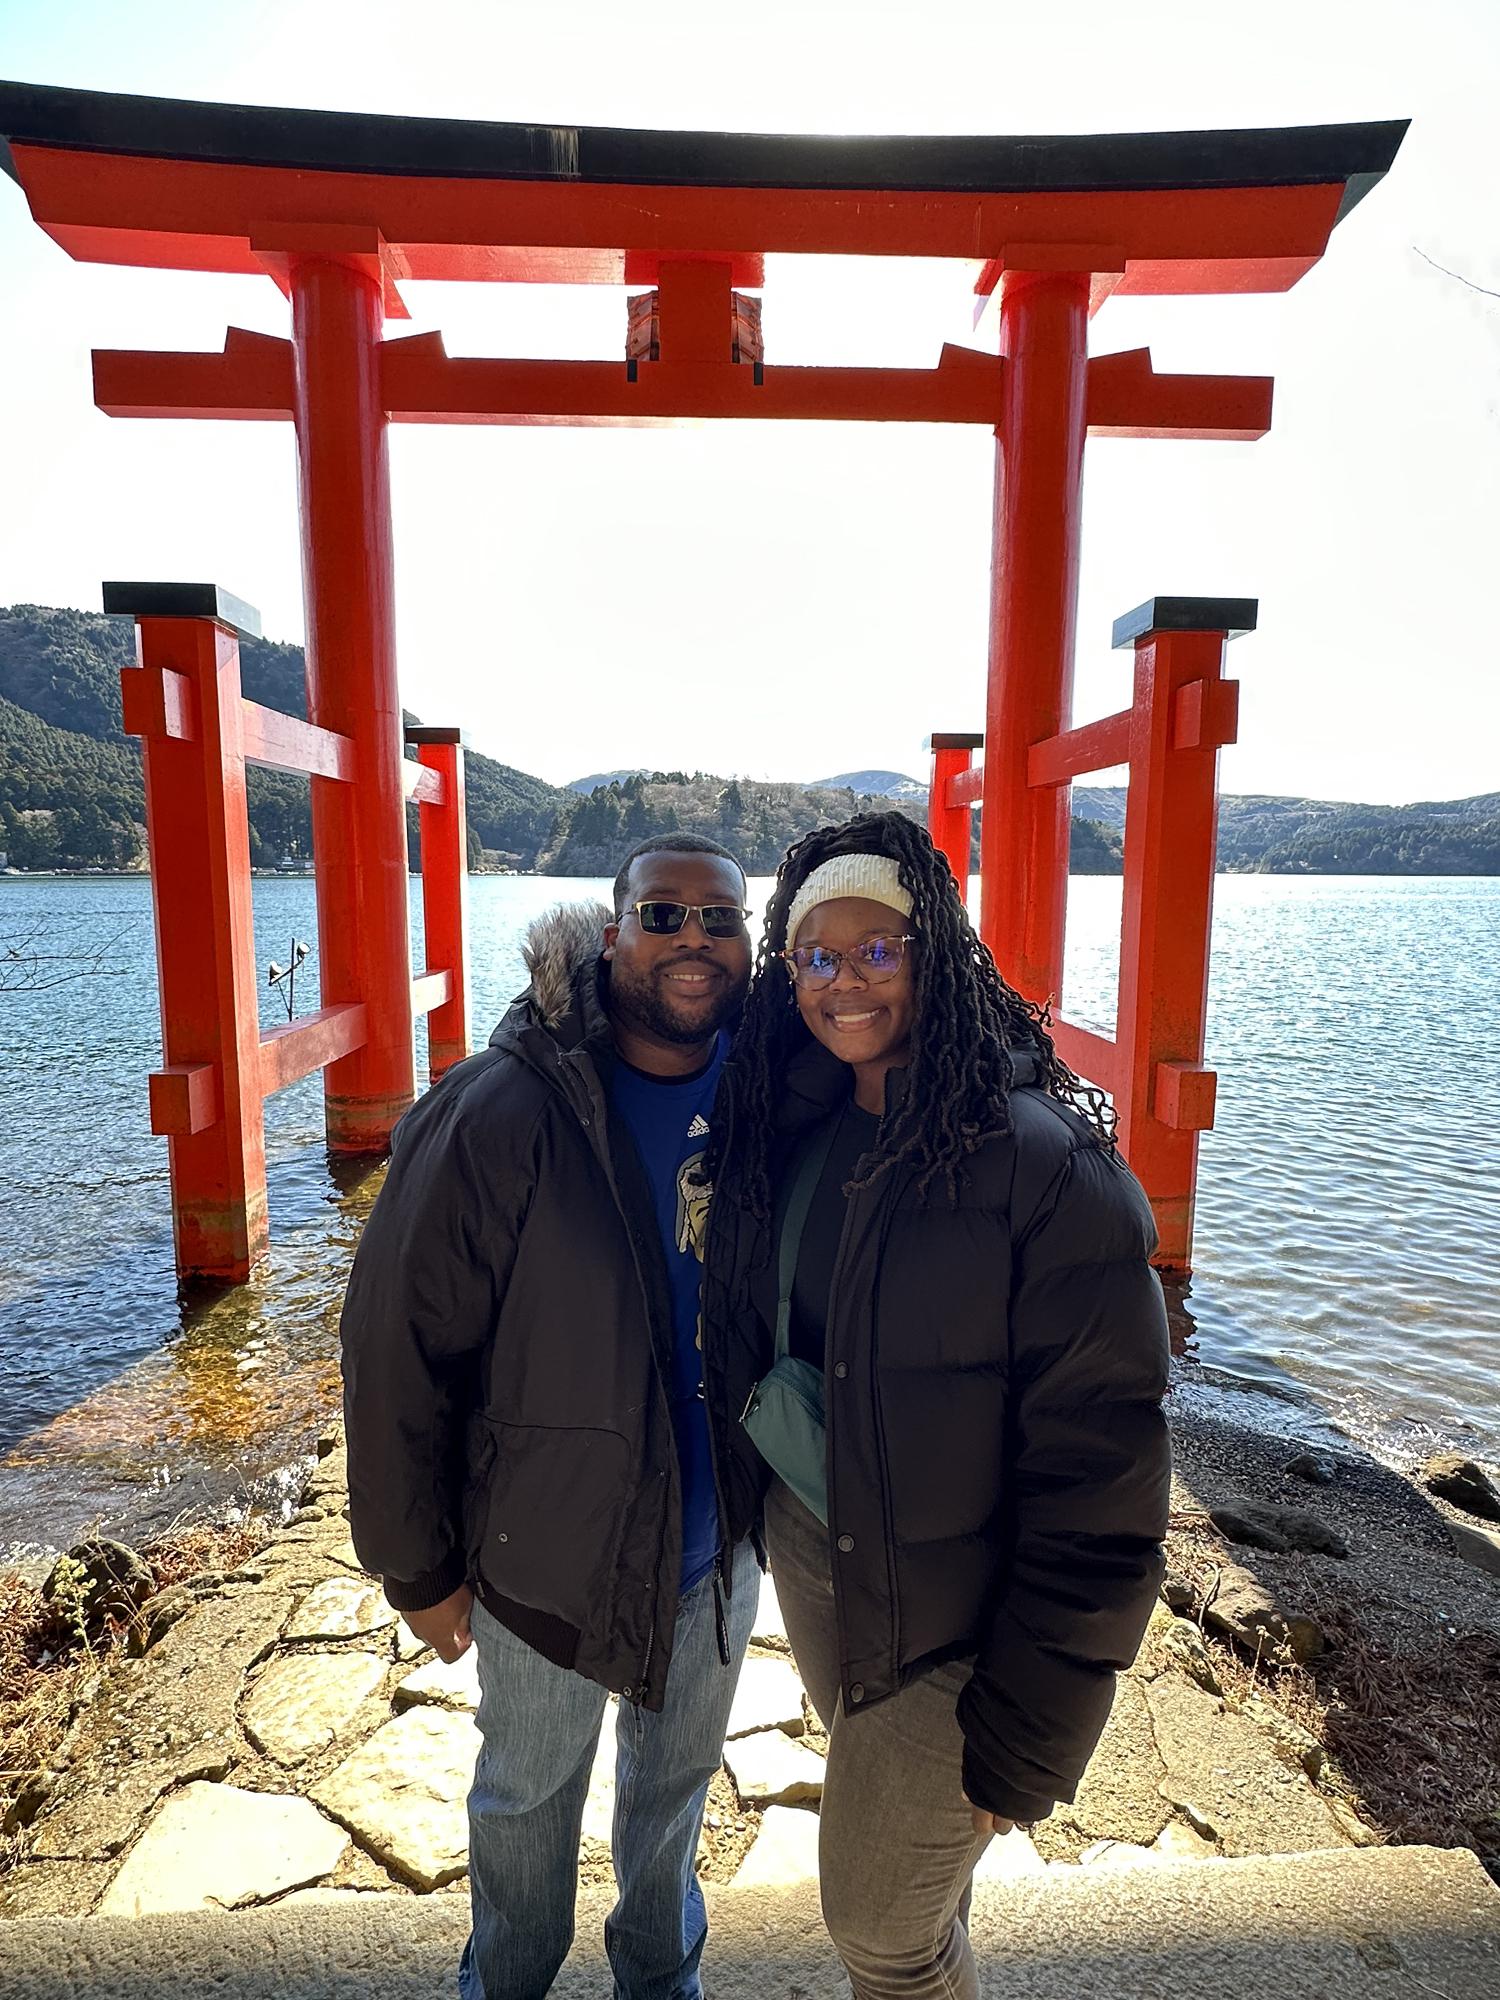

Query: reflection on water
[1,870,1497,1559]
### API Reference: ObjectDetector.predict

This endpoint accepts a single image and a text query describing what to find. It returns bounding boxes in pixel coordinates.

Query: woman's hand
[963,1793,1015,1838]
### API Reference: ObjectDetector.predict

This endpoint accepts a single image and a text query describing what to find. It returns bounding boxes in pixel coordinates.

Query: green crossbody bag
[740,1121,840,1526]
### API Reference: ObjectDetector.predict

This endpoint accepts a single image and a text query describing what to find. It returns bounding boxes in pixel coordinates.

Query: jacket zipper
[565,1046,679,1704]
[823,1148,904,1707]
[712,1551,731,1667]
[697,1086,739,1631]
[823,1178,861,1704]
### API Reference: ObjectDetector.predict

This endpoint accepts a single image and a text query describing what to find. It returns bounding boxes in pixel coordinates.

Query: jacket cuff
[381,1553,468,1614]
[961,1744,1054,1828]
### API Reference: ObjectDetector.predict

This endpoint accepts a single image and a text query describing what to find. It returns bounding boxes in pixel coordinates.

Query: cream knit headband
[785,853,915,948]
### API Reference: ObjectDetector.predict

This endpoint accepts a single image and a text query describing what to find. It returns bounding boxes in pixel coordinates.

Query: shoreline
[3,1379,1497,1917]
[8,869,1500,882]
[5,1344,1495,1580]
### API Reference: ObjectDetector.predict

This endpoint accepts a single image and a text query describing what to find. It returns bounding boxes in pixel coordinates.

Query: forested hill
[1,603,1496,876]
[0,604,568,872]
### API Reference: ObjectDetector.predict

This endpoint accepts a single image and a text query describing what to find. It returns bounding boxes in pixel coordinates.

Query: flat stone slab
[723,1728,826,1807]
[731,1805,821,1886]
[285,1577,398,1642]
[395,1648,481,1713]
[973,1827,1049,1879]
[243,1650,389,1765]
[3,1849,1498,1998]
[726,1655,806,1739]
[393,1623,431,1662]
[1040,1675,1169,1854]
[312,1706,477,1891]
[581,1705,621,1848]
[752,1576,789,1648]
[1152,1820,1221,1862]
[27,1590,294,1861]
[0,1860,116,1920]
[1143,1674,1354,1857]
[96,1782,348,1916]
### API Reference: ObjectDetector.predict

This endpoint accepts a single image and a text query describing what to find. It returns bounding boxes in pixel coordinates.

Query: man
[340,833,761,2000]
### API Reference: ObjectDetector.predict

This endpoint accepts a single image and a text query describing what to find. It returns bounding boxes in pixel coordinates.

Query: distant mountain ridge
[807,769,927,801]
[2,604,1497,876]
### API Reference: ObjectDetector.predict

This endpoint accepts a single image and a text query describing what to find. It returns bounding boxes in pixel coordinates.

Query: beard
[608,957,741,1047]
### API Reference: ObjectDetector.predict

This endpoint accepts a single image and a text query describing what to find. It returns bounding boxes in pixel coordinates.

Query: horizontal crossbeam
[258,1003,368,1098]
[401,759,446,806]
[242,700,354,782]
[95,334,1273,439]
[946,764,984,808]
[1049,1017,1120,1095]
[411,968,454,1016]
[1028,708,1132,787]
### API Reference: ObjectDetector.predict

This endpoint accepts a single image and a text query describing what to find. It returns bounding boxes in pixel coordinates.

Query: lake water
[1,871,1497,1562]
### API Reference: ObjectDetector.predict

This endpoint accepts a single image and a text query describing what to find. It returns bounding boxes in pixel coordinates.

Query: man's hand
[963,1793,1015,1839]
[401,1584,474,1663]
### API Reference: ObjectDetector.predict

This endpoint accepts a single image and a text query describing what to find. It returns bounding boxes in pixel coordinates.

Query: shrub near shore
[0,1516,269,1869]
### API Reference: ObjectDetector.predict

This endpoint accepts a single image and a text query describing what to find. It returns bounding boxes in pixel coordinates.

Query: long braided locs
[712,812,1116,1217]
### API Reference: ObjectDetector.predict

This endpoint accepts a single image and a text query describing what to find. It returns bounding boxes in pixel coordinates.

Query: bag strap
[774,1117,843,1362]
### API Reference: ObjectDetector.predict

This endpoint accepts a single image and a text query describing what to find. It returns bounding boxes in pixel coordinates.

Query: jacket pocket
[473,1418,631,1629]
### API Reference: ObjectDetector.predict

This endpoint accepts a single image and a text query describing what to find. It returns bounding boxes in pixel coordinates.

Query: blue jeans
[458,1539,759,2000]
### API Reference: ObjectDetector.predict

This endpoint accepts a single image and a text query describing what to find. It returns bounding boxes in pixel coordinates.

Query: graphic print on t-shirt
[676,1150,712,1261]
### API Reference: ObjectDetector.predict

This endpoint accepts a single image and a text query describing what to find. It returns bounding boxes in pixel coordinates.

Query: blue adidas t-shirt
[607,1033,726,1595]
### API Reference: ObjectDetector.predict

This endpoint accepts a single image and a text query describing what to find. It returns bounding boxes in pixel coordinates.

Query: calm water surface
[1,872,1496,1560]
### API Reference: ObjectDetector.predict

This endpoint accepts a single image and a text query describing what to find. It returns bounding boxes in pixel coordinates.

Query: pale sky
[1,0,1497,803]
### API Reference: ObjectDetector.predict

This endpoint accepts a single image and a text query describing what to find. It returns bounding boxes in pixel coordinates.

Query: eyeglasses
[781,934,916,987]
[628,901,751,939]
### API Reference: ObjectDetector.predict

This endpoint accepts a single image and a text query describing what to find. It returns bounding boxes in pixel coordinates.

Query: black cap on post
[103,581,262,641]
[927,732,985,751]
[1112,597,1258,649]
[404,724,465,746]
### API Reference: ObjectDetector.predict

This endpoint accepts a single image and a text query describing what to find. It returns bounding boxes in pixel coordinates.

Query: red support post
[927,733,982,905]
[115,588,268,1281]
[1112,596,1252,1271]
[289,247,415,1153]
[408,725,471,1079]
[980,264,1091,1005]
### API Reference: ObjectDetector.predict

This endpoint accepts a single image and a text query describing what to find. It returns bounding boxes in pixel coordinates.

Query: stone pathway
[0,1427,1375,1922]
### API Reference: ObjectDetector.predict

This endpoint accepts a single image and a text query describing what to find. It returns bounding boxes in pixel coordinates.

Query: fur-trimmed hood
[488,900,612,1063]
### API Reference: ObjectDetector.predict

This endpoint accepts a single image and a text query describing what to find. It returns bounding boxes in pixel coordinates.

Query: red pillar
[980,267,1090,1003]
[1113,597,1249,1271]
[115,586,268,1280]
[289,250,414,1152]
[410,726,471,1079]
[927,733,982,904]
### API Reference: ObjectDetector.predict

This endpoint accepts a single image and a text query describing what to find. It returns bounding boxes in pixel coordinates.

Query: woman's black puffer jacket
[701,1037,1172,1823]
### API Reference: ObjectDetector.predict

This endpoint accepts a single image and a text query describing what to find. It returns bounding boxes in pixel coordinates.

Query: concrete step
[2,1844,1497,1998]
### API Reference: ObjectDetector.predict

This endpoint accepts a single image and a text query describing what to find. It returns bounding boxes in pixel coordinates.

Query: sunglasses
[628,901,751,939]
[781,933,916,988]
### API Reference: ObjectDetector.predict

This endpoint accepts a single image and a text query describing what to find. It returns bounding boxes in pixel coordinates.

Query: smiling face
[790,894,918,1082]
[604,850,752,1057]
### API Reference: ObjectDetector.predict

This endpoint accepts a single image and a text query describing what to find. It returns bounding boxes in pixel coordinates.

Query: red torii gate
[0,81,1406,1279]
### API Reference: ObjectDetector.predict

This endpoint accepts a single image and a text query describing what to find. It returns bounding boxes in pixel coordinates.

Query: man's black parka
[340,903,755,1710]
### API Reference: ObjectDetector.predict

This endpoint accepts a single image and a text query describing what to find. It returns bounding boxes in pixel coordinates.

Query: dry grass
[1165,1512,1500,1878]
[0,1515,269,1870]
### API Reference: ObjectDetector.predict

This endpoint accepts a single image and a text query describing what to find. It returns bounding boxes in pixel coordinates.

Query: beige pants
[764,1479,992,2000]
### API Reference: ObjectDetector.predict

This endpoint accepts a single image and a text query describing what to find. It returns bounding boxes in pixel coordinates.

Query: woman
[703,813,1171,2000]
